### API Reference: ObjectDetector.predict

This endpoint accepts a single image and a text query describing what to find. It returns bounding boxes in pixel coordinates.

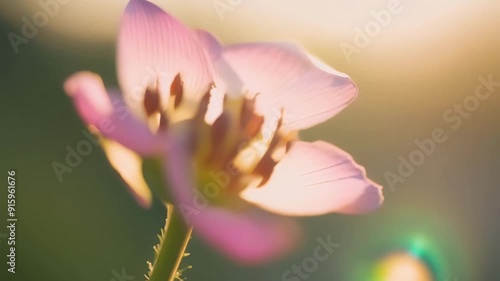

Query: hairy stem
[148,204,193,281]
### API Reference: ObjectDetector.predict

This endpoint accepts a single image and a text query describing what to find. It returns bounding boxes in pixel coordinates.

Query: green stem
[148,204,193,281]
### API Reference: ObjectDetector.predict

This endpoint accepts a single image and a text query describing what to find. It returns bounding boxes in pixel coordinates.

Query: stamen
[207,112,231,164]
[158,112,169,131]
[170,73,183,108]
[191,89,297,198]
[239,96,265,137]
[239,97,256,128]
[194,90,211,121]
[211,113,230,148]
[144,84,161,116]
[147,112,161,133]
[232,139,268,173]
[252,155,276,187]
[243,114,264,139]
[249,108,286,186]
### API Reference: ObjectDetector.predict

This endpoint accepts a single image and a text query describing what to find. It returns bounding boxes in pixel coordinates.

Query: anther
[144,84,161,116]
[170,73,183,108]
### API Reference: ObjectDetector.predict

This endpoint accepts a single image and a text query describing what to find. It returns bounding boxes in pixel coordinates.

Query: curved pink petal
[64,71,165,156]
[165,134,300,264]
[194,30,241,123]
[118,0,214,118]
[220,43,358,131]
[184,206,300,264]
[241,141,383,216]
[195,30,222,61]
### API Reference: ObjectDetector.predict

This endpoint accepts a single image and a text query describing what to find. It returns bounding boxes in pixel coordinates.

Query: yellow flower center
[143,75,296,207]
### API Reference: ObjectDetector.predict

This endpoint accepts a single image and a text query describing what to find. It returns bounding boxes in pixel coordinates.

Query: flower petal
[118,0,214,118]
[241,141,383,216]
[184,206,299,264]
[101,139,152,209]
[64,71,165,155]
[195,29,222,61]
[195,30,242,123]
[165,134,300,264]
[220,43,357,131]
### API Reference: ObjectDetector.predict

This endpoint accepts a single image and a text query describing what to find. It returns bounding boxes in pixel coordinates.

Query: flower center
[145,74,296,207]
[192,94,294,207]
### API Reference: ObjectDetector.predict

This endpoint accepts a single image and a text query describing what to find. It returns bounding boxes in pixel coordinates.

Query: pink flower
[64,0,383,264]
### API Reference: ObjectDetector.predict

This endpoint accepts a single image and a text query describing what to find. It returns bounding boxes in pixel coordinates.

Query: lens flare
[374,252,433,281]
[368,236,446,281]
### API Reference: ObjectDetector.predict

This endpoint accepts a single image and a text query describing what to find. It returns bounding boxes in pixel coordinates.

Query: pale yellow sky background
[1,1,496,49]
[2,1,499,81]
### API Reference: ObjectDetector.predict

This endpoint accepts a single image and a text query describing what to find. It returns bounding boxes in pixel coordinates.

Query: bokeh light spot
[374,252,434,281]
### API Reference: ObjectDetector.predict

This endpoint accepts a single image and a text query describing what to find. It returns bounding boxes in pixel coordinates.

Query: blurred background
[0,0,499,280]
